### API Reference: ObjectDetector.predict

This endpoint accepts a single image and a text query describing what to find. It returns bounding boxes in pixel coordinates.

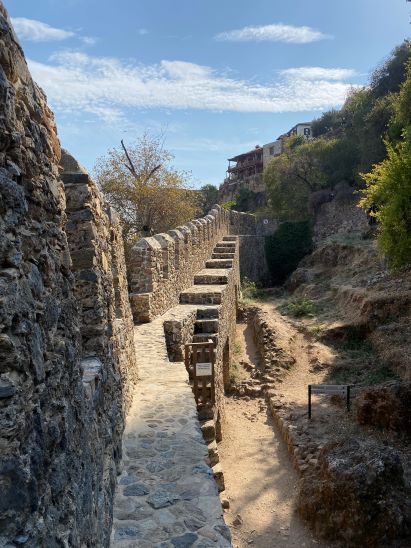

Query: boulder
[356,381,411,434]
[297,438,411,546]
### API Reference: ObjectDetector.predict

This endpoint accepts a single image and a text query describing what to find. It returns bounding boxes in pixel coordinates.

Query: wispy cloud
[215,23,331,44]
[138,28,149,36]
[11,17,95,44]
[281,67,356,81]
[28,51,356,122]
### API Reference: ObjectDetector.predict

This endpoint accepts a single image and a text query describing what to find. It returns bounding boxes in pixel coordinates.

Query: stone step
[180,285,225,305]
[217,240,236,247]
[196,307,219,319]
[214,244,235,252]
[194,269,229,285]
[194,319,219,333]
[205,259,233,269]
[222,236,237,242]
[211,252,234,260]
[212,247,235,255]
[193,333,218,345]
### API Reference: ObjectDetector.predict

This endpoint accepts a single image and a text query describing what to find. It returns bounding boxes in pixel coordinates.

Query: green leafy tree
[199,184,219,215]
[360,60,411,269]
[264,136,352,221]
[359,137,411,270]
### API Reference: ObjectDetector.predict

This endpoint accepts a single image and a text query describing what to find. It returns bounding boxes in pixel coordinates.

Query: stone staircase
[180,237,237,348]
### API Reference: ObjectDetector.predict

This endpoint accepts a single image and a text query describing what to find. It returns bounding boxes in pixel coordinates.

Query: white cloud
[11,17,75,42]
[28,52,356,122]
[11,17,95,45]
[215,23,331,44]
[281,67,356,81]
[138,28,148,36]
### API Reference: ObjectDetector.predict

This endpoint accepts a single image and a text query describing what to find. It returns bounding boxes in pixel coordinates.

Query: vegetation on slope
[264,40,411,270]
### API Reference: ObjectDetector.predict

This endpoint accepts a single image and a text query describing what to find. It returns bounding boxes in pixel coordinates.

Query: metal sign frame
[308,384,351,419]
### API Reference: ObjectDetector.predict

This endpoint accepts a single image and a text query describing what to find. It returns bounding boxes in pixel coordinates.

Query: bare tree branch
[121,139,138,179]
[121,139,162,185]
[142,164,161,185]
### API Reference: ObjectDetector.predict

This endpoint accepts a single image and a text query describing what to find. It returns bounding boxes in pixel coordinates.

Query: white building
[262,122,312,168]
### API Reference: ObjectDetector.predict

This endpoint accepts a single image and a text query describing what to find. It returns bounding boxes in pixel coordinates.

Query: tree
[264,136,349,221]
[94,133,199,249]
[359,60,411,270]
[198,184,219,215]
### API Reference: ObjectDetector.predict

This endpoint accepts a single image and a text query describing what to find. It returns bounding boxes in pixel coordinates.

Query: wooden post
[308,385,312,419]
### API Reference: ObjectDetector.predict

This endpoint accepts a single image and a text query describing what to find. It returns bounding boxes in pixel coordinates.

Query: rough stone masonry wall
[62,154,137,417]
[128,206,232,322]
[313,186,369,246]
[128,208,276,325]
[0,6,137,547]
[230,210,277,285]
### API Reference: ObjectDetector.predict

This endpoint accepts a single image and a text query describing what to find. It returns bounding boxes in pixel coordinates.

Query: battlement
[128,205,232,322]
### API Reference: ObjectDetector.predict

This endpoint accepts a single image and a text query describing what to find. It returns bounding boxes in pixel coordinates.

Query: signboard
[185,340,216,406]
[310,384,347,395]
[308,384,351,419]
[196,362,212,377]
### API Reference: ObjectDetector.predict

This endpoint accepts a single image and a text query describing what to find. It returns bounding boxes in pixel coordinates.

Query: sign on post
[185,339,215,406]
[196,362,213,376]
[308,384,351,419]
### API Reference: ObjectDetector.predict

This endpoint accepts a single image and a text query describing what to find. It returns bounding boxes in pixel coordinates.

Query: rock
[123,483,150,496]
[0,379,16,398]
[221,497,230,509]
[147,491,180,509]
[171,532,198,547]
[297,438,411,546]
[207,440,219,466]
[356,381,411,434]
[200,420,216,443]
[233,514,243,526]
[212,463,225,492]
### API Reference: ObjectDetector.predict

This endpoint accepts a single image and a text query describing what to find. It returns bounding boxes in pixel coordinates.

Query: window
[269,146,275,155]
[304,127,311,136]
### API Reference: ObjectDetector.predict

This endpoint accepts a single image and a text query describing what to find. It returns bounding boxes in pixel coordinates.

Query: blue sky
[6,0,410,187]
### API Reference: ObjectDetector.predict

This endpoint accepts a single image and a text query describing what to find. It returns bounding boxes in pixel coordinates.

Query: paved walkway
[111,311,231,547]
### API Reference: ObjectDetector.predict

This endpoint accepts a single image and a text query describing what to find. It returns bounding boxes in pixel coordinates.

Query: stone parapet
[128,206,231,322]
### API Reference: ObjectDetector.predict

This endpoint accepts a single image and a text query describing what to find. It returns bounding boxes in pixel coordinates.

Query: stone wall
[0,6,137,546]
[230,211,277,285]
[128,206,232,322]
[128,207,276,323]
[313,185,369,246]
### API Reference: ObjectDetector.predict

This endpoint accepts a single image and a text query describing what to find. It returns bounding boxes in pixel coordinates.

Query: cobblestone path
[111,313,231,547]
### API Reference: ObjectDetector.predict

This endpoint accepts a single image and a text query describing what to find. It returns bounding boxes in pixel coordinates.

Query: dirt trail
[259,303,334,407]
[219,323,326,548]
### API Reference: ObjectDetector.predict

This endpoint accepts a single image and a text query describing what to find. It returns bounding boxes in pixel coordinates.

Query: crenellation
[128,205,234,322]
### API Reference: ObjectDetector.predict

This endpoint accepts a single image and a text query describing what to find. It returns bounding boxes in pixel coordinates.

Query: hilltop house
[219,122,312,206]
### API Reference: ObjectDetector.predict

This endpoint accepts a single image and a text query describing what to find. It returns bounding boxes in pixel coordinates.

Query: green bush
[222,200,236,210]
[265,221,313,285]
[360,136,411,270]
[241,277,258,298]
[280,297,316,318]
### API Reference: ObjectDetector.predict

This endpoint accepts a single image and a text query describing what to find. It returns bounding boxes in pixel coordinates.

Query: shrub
[265,221,313,285]
[359,138,411,270]
[280,297,316,318]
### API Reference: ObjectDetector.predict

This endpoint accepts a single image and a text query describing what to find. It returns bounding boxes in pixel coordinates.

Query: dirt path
[219,323,326,548]
[258,303,334,407]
